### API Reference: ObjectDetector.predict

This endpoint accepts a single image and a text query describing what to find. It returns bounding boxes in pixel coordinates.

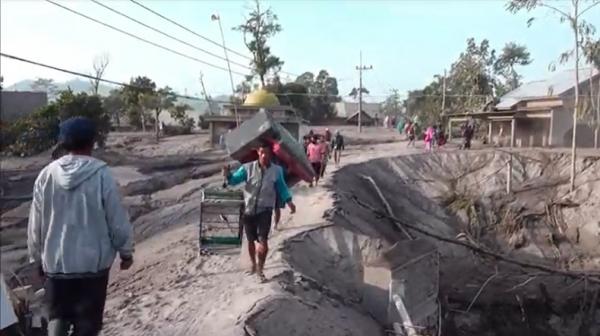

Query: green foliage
[3,90,110,156]
[234,0,283,86]
[277,82,311,119]
[169,103,194,134]
[447,38,496,111]
[381,89,403,116]
[290,70,340,122]
[245,70,341,122]
[406,37,533,126]
[30,78,58,100]
[198,115,209,130]
[141,86,177,139]
[103,89,126,127]
[494,42,533,95]
[121,76,156,128]
[348,87,370,100]
[583,38,600,68]
[55,90,110,146]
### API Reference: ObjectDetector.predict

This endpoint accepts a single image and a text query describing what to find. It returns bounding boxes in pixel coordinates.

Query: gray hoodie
[27,155,133,278]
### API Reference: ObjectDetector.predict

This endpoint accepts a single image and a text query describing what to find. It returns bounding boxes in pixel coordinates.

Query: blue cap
[58,117,96,147]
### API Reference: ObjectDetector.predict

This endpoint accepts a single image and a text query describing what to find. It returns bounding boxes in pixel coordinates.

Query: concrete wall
[1,91,48,123]
[210,121,235,146]
[514,118,550,148]
[554,79,597,148]
[363,265,392,325]
[551,108,573,147]
[389,250,439,334]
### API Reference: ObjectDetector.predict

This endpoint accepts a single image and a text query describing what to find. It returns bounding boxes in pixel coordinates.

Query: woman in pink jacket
[424,126,435,152]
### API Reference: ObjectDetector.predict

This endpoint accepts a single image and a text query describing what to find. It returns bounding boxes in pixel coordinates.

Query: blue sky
[1,0,598,101]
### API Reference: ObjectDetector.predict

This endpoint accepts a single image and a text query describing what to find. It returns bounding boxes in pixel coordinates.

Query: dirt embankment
[0,132,232,274]
[4,128,599,335]
[321,149,600,335]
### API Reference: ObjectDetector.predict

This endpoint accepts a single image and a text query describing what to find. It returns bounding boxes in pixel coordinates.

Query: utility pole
[441,69,447,114]
[199,72,214,115]
[356,51,373,133]
[211,13,239,126]
[507,118,515,194]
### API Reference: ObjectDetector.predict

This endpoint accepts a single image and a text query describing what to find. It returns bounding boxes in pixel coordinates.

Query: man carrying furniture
[222,142,296,282]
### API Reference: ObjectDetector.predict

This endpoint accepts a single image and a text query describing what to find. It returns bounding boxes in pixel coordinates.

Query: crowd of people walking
[303,128,345,186]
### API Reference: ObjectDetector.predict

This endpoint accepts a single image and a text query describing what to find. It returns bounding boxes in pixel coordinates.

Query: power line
[129,0,250,60]
[129,0,300,78]
[1,51,353,102]
[90,0,252,72]
[45,0,247,77]
[0,52,233,103]
[6,51,593,103]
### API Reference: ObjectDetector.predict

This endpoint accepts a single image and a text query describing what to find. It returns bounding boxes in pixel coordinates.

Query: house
[446,68,599,148]
[333,101,381,125]
[346,110,376,126]
[204,89,302,146]
[0,91,48,123]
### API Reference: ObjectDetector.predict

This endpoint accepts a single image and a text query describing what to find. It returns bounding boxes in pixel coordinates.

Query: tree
[5,90,111,155]
[169,103,194,132]
[30,78,58,100]
[232,75,258,104]
[141,86,176,142]
[103,89,125,127]
[55,90,111,147]
[404,38,533,128]
[348,87,370,101]
[234,0,284,87]
[295,70,341,122]
[507,0,599,191]
[583,38,600,147]
[494,42,533,95]
[89,53,110,96]
[121,76,156,131]
[405,80,444,127]
[278,82,311,120]
[312,70,340,121]
[447,38,497,113]
[382,89,403,116]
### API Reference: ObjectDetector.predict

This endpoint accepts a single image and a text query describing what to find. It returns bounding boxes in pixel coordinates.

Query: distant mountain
[5,78,114,96]
[4,78,232,124]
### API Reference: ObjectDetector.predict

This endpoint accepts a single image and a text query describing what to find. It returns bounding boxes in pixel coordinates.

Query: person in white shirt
[28,117,134,336]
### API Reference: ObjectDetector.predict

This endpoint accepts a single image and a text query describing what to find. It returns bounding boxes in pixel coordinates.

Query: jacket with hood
[27,155,133,278]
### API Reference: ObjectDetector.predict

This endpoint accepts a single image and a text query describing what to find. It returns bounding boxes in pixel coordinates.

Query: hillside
[5,78,114,96]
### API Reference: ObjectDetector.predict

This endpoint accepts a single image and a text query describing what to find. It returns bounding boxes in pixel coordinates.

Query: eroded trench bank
[268,150,600,336]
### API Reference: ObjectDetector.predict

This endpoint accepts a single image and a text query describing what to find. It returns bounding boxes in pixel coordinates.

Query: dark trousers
[45,272,109,336]
[243,210,273,243]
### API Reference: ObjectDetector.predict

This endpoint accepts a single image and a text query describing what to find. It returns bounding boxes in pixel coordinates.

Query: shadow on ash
[249,150,600,336]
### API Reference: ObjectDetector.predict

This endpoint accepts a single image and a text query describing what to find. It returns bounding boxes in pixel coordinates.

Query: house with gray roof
[447,68,599,148]
[333,101,381,126]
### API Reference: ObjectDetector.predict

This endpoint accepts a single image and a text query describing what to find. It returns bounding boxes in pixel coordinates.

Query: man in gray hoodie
[27,117,134,336]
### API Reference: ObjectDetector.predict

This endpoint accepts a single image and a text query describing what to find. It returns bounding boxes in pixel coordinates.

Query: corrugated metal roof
[496,67,599,110]
[334,101,381,118]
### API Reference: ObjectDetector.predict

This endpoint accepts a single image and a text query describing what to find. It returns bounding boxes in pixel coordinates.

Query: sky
[1,0,599,102]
